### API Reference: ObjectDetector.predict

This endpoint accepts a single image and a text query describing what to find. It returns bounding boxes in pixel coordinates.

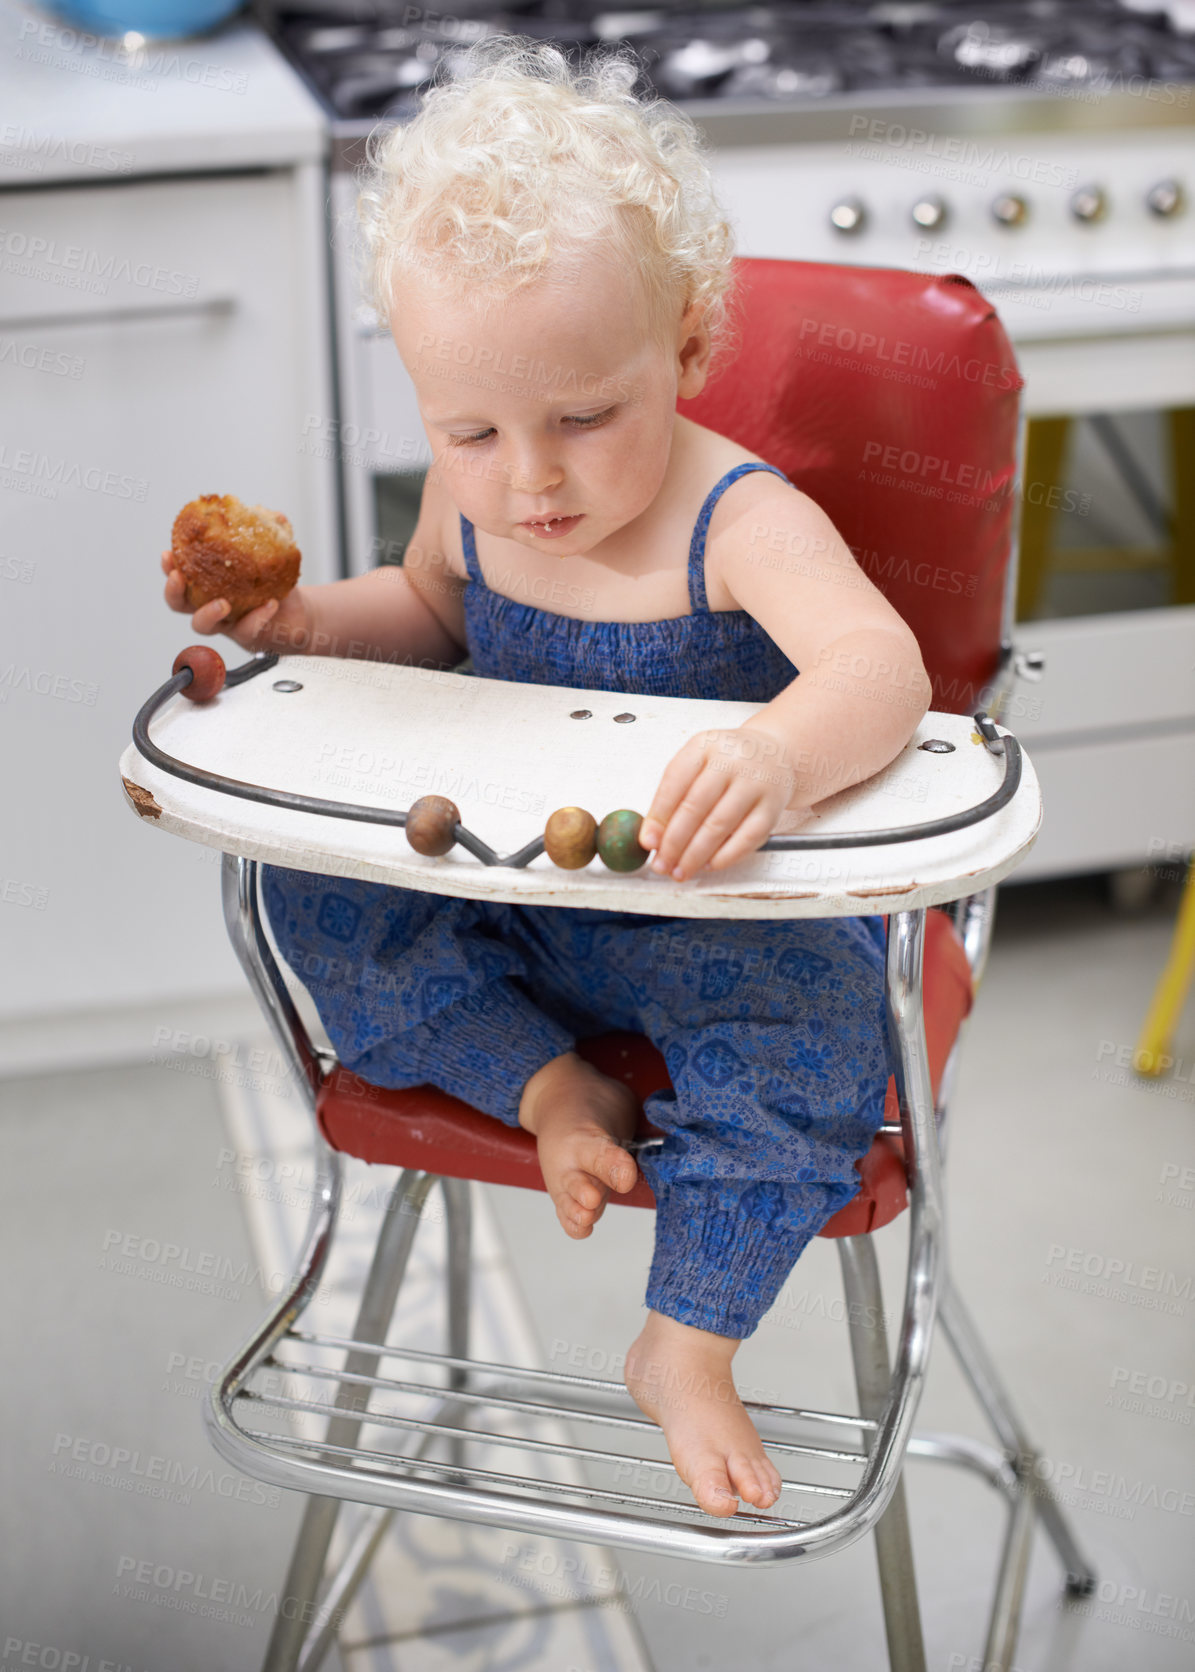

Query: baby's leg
[260,872,641,1222]
[620,915,890,1515]
[260,866,577,1124]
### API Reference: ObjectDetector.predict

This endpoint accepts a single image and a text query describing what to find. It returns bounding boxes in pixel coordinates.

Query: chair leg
[442,1177,473,1469]
[261,1168,439,1672]
[838,1235,927,1672]
[938,1278,1097,1596]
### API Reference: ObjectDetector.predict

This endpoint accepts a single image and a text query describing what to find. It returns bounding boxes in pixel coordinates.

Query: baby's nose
[505,451,563,496]
[510,468,563,496]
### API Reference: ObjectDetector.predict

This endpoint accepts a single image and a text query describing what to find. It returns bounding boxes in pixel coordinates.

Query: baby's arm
[161,472,467,669]
[641,485,932,880]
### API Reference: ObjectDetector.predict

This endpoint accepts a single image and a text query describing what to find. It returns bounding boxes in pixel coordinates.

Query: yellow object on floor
[1135,857,1195,1076]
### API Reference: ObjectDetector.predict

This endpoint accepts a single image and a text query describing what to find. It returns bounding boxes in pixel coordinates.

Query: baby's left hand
[639,726,797,881]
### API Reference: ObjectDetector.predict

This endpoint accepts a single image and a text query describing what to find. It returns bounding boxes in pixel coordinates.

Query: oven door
[986,279,1195,880]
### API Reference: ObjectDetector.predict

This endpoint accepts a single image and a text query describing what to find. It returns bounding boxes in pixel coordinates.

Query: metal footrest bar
[241,1428,819,1529]
[255,1354,873,1469]
[286,1329,886,1435]
[221,1333,1046,1550]
[225,1331,874,1542]
[240,1390,855,1509]
[209,1306,924,1563]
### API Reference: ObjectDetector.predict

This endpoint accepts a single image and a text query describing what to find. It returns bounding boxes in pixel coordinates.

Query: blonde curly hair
[357,36,738,366]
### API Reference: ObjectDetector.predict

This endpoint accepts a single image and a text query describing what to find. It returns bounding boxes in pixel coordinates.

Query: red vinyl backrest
[681,258,1023,715]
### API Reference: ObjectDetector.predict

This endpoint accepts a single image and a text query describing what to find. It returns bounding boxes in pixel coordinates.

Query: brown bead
[405,795,460,857]
[173,644,226,702]
[544,806,598,870]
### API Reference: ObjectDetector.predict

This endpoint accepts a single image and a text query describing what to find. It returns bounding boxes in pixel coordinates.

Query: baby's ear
[676,305,714,397]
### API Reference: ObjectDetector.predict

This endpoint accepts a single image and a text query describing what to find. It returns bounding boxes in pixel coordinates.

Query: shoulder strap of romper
[687,462,792,612]
[459,514,484,585]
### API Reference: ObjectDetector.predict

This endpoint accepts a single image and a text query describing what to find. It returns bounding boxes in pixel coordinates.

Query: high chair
[119,257,1096,1672]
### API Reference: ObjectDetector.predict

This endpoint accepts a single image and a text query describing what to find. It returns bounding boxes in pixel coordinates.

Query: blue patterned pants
[261,866,890,1338]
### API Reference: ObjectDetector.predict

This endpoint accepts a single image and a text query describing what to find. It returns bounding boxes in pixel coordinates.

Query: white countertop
[0,0,328,183]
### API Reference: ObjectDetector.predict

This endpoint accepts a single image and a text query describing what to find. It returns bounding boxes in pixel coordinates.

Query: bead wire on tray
[131,647,1022,871]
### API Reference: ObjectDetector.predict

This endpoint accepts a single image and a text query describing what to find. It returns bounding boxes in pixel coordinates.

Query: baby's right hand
[160,549,313,654]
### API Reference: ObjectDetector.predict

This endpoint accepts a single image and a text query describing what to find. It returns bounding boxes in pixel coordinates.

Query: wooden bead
[173,644,225,702]
[405,795,460,857]
[597,809,649,873]
[544,806,598,870]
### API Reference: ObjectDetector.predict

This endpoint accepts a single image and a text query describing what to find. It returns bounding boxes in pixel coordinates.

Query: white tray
[118,656,1040,919]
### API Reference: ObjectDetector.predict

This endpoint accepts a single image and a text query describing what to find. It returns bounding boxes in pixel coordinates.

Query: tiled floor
[1,874,1192,1670]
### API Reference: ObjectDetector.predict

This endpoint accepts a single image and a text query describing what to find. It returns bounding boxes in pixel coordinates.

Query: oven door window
[1019,408,1192,622]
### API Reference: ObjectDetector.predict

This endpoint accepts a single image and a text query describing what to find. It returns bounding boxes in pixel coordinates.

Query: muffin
[171,494,301,623]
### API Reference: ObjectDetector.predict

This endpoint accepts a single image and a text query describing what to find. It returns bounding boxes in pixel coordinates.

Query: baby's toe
[590,1141,637,1194]
[689,1464,738,1518]
[555,1197,596,1239]
[565,1171,605,1211]
[601,1150,641,1190]
[729,1453,778,1509]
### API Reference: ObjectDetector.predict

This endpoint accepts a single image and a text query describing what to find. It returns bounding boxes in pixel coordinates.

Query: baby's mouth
[521,513,582,539]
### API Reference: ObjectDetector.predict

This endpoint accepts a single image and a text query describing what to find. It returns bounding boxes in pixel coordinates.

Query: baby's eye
[566,408,616,429]
[447,428,495,448]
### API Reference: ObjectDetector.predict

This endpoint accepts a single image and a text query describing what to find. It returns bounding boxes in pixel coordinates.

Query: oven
[263,0,1195,880]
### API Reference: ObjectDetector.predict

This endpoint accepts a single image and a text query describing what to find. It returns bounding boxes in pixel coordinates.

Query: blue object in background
[43,0,243,40]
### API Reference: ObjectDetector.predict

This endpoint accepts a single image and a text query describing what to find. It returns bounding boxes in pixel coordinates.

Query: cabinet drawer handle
[0,297,236,332]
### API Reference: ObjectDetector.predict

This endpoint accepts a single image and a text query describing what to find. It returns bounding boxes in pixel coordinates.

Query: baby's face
[390,250,702,557]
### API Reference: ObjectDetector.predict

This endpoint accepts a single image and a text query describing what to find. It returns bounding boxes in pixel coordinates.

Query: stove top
[255,0,1195,127]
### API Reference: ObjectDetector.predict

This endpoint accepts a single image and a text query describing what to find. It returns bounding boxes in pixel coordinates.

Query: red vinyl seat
[316,910,972,1239]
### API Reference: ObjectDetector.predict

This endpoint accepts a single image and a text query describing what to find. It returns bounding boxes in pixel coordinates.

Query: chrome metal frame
[205,853,1094,1672]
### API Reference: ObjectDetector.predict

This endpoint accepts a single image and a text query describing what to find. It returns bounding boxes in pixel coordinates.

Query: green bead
[597,809,649,873]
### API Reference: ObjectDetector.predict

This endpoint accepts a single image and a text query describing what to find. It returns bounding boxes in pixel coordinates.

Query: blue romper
[261,463,891,1338]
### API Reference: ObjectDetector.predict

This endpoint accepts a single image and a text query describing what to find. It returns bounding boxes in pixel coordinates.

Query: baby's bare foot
[625,1311,783,1518]
[518,1052,639,1239]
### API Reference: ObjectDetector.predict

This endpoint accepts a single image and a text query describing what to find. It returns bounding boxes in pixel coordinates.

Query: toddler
[162,37,931,1519]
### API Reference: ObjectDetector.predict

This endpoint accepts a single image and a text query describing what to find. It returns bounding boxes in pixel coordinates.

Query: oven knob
[1146,178,1185,218]
[911,196,949,230]
[990,193,1029,227]
[1070,184,1108,223]
[829,197,867,234]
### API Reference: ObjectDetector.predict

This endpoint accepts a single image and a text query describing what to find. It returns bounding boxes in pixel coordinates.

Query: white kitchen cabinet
[0,168,337,1032]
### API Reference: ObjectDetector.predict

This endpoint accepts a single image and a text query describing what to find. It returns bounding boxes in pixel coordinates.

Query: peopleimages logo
[860,440,1002,496]
[15,18,251,93]
[797,316,1020,391]
[0,444,147,501]
[848,115,1080,188]
[0,228,199,297]
[1043,1243,1191,1314]
[0,122,132,174]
